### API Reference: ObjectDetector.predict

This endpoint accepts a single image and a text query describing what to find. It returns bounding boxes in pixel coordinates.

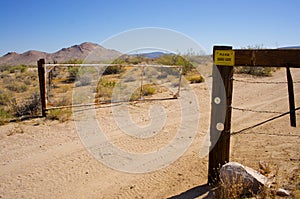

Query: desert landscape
[0,61,299,198]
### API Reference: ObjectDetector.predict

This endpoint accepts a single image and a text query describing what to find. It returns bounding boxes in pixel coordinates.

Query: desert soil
[0,68,299,198]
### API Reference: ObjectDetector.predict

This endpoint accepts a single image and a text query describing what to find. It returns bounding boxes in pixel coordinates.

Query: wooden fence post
[38,59,46,117]
[286,66,296,127]
[208,46,234,184]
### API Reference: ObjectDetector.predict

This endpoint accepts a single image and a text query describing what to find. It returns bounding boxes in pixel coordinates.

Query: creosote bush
[10,92,41,117]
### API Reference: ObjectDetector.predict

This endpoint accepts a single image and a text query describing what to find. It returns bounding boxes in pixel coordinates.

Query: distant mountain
[132,51,174,59]
[278,46,300,49]
[0,42,121,66]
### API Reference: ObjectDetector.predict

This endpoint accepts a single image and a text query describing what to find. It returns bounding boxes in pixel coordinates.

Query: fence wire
[233,78,300,84]
[232,106,300,115]
[231,107,300,136]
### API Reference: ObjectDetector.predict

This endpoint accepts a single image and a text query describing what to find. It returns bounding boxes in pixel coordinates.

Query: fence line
[233,78,300,84]
[44,63,181,68]
[42,60,183,111]
[232,106,300,115]
[231,106,300,135]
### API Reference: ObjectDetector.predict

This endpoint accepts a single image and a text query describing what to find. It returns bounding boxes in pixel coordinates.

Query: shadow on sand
[167,183,216,199]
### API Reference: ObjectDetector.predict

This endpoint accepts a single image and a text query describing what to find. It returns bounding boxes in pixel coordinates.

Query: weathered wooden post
[38,59,46,117]
[208,46,234,184]
[286,66,296,127]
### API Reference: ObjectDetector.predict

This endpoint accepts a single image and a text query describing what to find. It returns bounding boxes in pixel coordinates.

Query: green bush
[0,107,11,125]
[7,65,27,73]
[103,65,125,75]
[156,54,194,75]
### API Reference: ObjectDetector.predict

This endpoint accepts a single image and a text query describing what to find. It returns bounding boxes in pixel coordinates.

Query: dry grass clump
[141,84,156,96]
[184,69,205,84]
[186,75,205,84]
[46,109,72,122]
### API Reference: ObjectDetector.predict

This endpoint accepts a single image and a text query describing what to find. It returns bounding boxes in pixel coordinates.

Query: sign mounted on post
[215,50,235,66]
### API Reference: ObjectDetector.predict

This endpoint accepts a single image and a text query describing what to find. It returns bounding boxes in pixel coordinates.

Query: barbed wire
[232,107,300,115]
[234,78,300,84]
[232,107,284,114]
[231,106,300,135]
[233,78,300,84]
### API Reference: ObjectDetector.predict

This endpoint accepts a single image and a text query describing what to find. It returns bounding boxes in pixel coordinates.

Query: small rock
[129,185,135,189]
[276,188,290,197]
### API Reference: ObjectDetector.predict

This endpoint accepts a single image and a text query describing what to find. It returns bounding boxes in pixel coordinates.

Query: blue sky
[0,0,299,56]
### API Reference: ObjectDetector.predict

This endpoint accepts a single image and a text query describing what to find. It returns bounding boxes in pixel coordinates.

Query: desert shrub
[65,59,83,64]
[130,92,140,101]
[0,65,10,72]
[57,85,71,93]
[2,75,14,84]
[0,90,12,106]
[6,82,27,93]
[103,65,125,75]
[156,54,194,75]
[10,92,40,117]
[53,96,71,107]
[130,84,156,100]
[234,66,275,77]
[0,107,11,125]
[186,75,205,83]
[8,65,27,73]
[46,109,71,122]
[67,66,80,82]
[96,78,116,99]
[142,84,156,96]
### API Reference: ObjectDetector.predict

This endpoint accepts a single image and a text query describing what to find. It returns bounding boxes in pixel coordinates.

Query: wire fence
[231,107,300,136]
[233,78,300,84]
[230,76,299,136]
[43,63,183,111]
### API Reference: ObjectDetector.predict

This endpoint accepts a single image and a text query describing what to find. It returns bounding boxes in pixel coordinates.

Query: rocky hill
[0,42,121,66]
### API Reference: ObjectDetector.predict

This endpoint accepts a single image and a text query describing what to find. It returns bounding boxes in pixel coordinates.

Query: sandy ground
[0,68,299,198]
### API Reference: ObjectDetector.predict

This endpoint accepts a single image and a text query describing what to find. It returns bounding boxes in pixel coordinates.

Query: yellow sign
[215,50,235,66]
